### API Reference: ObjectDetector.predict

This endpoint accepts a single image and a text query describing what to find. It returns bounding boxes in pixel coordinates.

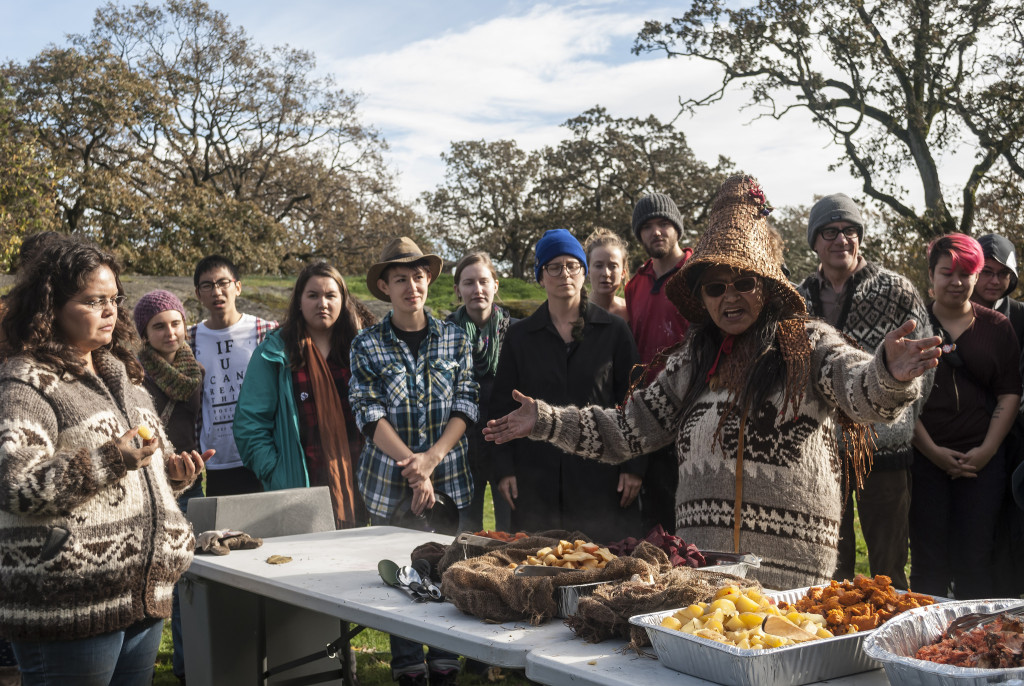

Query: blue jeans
[172,479,205,678]
[371,511,466,679]
[12,618,163,686]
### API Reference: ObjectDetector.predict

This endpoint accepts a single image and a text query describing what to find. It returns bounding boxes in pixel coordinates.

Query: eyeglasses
[819,226,860,241]
[701,276,759,298]
[73,296,126,311]
[197,278,238,293]
[980,267,1013,281]
[542,261,583,277]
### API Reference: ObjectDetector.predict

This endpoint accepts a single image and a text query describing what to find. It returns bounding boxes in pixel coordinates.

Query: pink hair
[926,233,983,275]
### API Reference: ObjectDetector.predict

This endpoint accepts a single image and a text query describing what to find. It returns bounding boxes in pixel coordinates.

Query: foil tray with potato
[628,586,945,686]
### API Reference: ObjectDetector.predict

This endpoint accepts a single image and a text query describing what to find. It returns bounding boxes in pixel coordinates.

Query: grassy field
[240,271,548,322]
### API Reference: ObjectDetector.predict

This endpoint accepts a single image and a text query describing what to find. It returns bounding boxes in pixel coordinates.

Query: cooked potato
[663,587,832,649]
[521,540,619,568]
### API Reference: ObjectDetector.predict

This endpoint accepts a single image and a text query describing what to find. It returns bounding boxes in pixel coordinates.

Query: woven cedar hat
[666,174,806,324]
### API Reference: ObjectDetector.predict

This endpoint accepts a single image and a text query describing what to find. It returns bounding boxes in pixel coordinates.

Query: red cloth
[624,249,692,380]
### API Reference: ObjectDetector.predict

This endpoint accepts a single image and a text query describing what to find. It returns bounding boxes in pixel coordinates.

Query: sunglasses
[701,276,759,298]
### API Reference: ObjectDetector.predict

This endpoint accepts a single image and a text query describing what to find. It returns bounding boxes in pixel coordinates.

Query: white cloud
[328,2,870,209]
[1,0,981,217]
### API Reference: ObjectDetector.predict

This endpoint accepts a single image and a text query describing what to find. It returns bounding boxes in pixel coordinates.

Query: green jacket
[233,329,309,491]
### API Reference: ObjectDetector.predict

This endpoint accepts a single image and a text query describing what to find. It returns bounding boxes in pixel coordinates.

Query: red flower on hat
[748,185,773,217]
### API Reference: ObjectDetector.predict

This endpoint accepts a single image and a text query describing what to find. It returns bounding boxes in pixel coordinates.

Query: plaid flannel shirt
[349,311,479,520]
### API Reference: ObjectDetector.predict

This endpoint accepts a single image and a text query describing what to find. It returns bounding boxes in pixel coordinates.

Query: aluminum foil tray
[555,551,759,618]
[453,532,509,549]
[556,581,603,618]
[628,586,938,686]
[863,599,1024,686]
[696,550,760,578]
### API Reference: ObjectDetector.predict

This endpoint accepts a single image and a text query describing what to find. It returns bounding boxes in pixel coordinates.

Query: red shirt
[624,249,692,379]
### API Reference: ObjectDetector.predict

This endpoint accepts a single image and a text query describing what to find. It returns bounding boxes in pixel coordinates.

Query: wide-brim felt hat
[666,174,806,324]
[367,237,443,302]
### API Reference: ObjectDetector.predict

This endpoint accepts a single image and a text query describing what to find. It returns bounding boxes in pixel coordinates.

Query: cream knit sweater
[530,320,920,590]
[0,351,194,641]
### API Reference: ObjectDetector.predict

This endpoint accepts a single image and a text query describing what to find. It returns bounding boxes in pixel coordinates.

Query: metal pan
[513,564,585,577]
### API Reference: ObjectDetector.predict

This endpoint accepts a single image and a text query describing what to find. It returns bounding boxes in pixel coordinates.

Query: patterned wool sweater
[0,351,195,641]
[529,320,921,590]
[799,261,934,469]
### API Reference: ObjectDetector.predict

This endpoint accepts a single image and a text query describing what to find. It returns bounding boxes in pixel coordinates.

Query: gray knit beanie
[807,193,864,248]
[631,193,684,239]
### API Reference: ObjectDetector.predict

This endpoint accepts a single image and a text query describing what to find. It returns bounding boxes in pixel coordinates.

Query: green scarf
[451,304,510,379]
[138,342,203,402]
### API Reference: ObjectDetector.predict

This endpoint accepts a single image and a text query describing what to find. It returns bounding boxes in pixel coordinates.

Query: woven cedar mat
[566,565,759,647]
[441,536,673,625]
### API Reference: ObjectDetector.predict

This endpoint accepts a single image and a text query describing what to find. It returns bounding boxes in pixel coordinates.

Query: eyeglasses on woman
[542,261,583,277]
[73,295,127,311]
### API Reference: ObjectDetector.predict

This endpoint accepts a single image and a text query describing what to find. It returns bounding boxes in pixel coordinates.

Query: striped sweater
[0,351,194,641]
[528,320,920,590]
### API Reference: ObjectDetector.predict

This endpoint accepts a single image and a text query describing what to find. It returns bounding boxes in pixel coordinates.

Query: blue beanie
[534,229,588,282]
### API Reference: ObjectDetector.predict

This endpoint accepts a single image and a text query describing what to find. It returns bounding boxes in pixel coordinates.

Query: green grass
[236,272,546,321]
[851,500,913,583]
[158,489,881,684]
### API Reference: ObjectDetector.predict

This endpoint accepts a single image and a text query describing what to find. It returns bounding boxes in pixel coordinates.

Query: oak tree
[635,0,1024,238]
[2,0,409,274]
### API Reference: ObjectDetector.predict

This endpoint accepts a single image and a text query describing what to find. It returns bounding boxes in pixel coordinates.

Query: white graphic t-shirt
[193,314,265,470]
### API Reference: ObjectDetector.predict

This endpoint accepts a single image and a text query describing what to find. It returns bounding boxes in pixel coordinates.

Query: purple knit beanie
[133,290,187,337]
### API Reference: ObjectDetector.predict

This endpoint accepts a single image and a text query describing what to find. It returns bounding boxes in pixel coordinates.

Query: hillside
[0,273,546,326]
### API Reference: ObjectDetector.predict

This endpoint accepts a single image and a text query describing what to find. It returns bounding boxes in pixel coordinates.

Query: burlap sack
[566,566,760,646]
[440,538,671,624]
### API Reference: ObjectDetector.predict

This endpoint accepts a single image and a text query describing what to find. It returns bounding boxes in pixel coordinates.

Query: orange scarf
[302,336,359,529]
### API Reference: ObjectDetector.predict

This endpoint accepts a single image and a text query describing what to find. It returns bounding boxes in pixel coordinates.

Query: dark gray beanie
[632,193,684,239]
[807,193,864,248]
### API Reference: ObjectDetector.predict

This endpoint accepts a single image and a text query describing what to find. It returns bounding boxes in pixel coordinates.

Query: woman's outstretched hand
[883,320,943,381]
[482,390,538,444]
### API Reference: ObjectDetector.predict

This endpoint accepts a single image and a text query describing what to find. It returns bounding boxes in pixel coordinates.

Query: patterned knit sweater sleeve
[530,320,921,462]
[806,319,921,424]
[842,267,934,463]
[529,343,691,463]
[0,363,127,516]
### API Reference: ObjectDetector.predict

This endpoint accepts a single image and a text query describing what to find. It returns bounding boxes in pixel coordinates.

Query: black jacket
[490,301,645,541]
[993,296,1024,348]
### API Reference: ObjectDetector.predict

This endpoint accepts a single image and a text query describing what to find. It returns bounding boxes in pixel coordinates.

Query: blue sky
[0,1,960,213]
